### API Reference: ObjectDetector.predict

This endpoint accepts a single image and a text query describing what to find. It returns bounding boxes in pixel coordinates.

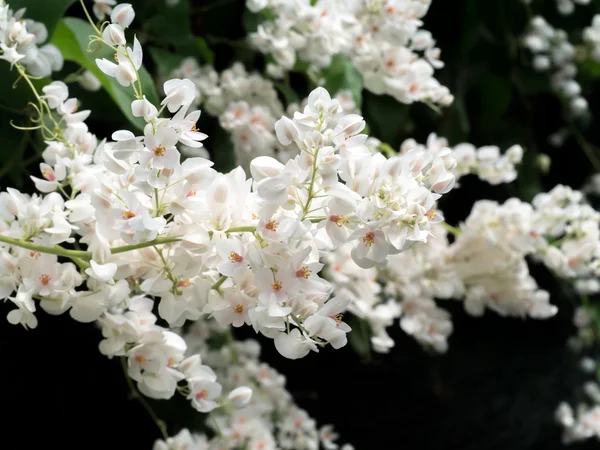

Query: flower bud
[111,3,135,28]
[102,23,126,46]
[131,96,158,120]
[274,116,298,146]
[42,81,69,109]
[250,156,284,182]
[227,386,253,408]
[78,70,102,92]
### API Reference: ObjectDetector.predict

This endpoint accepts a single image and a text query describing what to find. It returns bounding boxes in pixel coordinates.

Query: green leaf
[242,9,263,33]
[347,315,372,363]
[322,54,363,106]
[0,119,30,189]
[0,64,50,111]
[51,17,160,131]
[363,91,410,145]
[273,81,300,106]
[149,47,185,76]
[9,0,76,38]
[145,0,191,46]
[195,38,215,66]
[209,125,236,173]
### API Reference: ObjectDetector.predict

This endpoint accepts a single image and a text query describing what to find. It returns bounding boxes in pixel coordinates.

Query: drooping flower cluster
[324,179,600,354]
[246,0,453,107]
[583,15,600,63]
[0,2,467,428]
[399,133,524,186]
[321,134,526,353]
[153,318,353,450]
[169,58,363,167]
[0,3,63,76]
[555,303,600,445]
[522,0,591,16]
[522,16,588,117]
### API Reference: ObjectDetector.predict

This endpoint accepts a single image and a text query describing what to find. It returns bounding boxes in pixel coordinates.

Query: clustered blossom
[170,59,363,167]
[0,1,466,438]
[522,0,591,16]
[324,162,600,355]
[0,3,63,76]
[555,304,600,445]
[5,1,600,448]
[399,133,524,186]
[153,318,353,450]
[246,0,453,107]
[522,16,588,118]
[583,15,600,63]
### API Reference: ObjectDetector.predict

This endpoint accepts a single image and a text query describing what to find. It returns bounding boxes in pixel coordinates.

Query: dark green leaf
[195,38,215,66]
[149,47,185,76]
[273,81,300,106]
[51,17,160,131]
[145,0,191,46]
[322,54,363,106]
[209,125,236,173]
[363,91,410,145]
[347,315,372,363]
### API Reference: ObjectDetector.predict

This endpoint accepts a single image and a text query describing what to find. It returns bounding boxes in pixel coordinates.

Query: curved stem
[0,235,183,260]
[212,275,228,292]
[120,357,168,441]
[440,222,461,237]
[79,0,102,36]
[0,235,90,258]
[226,226,256,233]
[573,131,600,174]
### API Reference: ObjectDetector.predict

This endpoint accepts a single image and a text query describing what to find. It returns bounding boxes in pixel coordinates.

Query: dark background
[1,0,600,448]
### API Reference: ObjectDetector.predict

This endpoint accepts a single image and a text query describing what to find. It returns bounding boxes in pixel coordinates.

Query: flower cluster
[325,180,600,354]
[321,134,525,353]
[169,58,363,168]
[0,1,464,434]
[522,16,588,118]
[400,133,524,186]
[523,0,591,16]
[555,304,600,445]
[153,318,353,450]
[246,0,453,107]
[583,15,600,63]
[0,3,63,76]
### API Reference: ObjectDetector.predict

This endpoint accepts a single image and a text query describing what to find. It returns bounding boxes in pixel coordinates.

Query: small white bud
[227,386,253,408]
[111,3,135,28]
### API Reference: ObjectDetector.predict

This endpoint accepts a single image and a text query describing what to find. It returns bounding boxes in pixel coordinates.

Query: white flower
[188,377,222,412]
[140,125,180,170]
[161,78,196,113]
[227,386,253,408]
[96,37,142,87]
[110,3,135,28]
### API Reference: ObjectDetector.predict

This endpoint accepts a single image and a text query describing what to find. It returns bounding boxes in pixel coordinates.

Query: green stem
[301,149,320,220]
[440,222,461,236]
[0,235,90,258]
[210,412,223,439]
[226,328,238,363]
[226,226,256,233]
[79,0,102,36]
[573,131,600,174]
[212,275,227,292]
[0,235,182,259]
[109,237,182,255]
[120,357,168,440]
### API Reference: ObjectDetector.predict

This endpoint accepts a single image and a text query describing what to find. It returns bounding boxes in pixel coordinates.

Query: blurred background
[1,0,599,448]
